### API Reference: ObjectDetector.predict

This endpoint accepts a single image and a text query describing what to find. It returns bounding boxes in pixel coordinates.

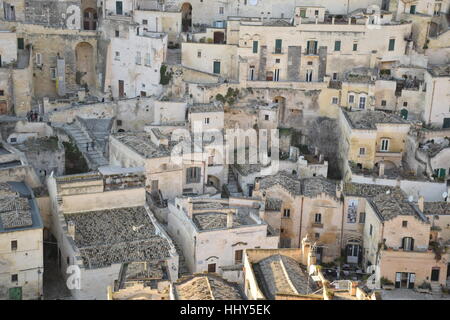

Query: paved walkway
[380,289,450,300]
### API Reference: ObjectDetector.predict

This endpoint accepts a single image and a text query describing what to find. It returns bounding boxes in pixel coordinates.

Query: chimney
[418,196,424,212]
[378,161,385,177]
[67,221,75,240]
[227,210,234,229]
[319,154,324,163]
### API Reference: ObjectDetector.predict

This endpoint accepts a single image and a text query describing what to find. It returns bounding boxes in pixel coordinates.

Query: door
[401,272,409,288]
[408,273,415,289]
[151,180,158,194]
[315,247,323,264]
[0,101,7,115]
[213,61,221,74]
[400,108,408,120]
[431,268,440,282]
[213,32,224,44]
[395,272,401,288]
[444,118,450,129]
[208,263,216,273]
[248,66,255,80]
[346,244,360,264]
[116,1,123,15]
[9,287,22,300]
[118,80,124,97]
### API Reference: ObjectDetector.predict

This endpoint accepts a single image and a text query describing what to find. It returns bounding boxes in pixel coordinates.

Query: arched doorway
[75,42,95,89]
[83,8,97,30]
[181,3,192,32]
[273,96,286,122]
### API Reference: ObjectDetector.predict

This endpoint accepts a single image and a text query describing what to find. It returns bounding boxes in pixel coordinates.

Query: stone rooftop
[343,110,409,130]
[64,206,172,269]
[15,136,61,153]
[189,104,223,113]
[423,202,450,216]
[174,274,245,300]
[0,183,32,229]
[113,133,171,159]
[369,190,427,222]
[343,182,397,198]
[193,210,255,231]
[429,65,450,77]
[252,254,317,299]
[258,172,338,198]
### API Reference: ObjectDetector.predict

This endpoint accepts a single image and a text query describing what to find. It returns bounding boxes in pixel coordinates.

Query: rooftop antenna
[442,192,448,200]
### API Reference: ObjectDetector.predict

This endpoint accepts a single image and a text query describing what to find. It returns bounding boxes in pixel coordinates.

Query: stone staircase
[166,48,181,65]
[171,241,190,277]
[61,122,109,170]
[225,168,242,197]
[431,282,442,295]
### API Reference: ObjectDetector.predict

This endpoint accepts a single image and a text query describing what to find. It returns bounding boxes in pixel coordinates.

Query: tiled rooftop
[258,172,337,198]
[265,198,282,211]
[252,254,317,299]
[0,183,33,229]
[113,133,171,159]
[369,190,427,221]
[174,274,245,300]
[64,206,172,268]
[423,202,450,216]
[344,110,409,130]
[343,182,397,197]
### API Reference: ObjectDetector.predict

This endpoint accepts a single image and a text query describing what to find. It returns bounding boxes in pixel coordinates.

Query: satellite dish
[443,192,448,199]
[386,190,390,195]
[408,195,414,202]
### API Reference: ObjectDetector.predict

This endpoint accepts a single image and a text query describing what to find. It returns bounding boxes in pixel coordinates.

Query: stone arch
[207,175,220,189]
[181,3,192,32]
[75,42,95,89]
[83,8,97,30]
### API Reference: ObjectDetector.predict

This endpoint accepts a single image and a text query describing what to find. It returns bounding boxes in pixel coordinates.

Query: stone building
[46,167,178,299]
[0,181,44,300]
[167,196,279,279]
[253,172,343,263]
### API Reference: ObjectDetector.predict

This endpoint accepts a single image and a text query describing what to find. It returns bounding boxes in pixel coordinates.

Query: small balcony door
[431,268,440,282]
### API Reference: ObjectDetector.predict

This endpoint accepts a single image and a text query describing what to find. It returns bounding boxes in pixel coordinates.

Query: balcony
[375,151,402,158]
[312,222,323,228]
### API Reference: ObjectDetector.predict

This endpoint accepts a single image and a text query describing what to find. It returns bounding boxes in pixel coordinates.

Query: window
[332,97,338,104]
[369,224,373,235]
[315,213,321,223]
[306,70,313,82]
[359,147,365,155]
[116,119,122,126]
[402,221,408,228]
[274,69,280,81]
[17,38,24,50]
[349,95,355,104]
[283,209,290,217]
[204,117,210,124]
[359,96,366,109]
[116,1,123,15]
[315,10,319,16]
[219,7,224,14]
[235,250,243,264]
[275,58,280,63]
[264,114,270,121]
[334,40,341,51]
[403,101,408,107]
[213,61,221,74]
[380,139,389,152]
[11,274,18,282]
[332,72,338,80]
[135,51,141,65]
[11,240,17,251]
[306,40,318,55]
[388,38,395,51]
[115,30,120,37]
[115,51,120,61]
[381,100,387,107]
[410,5,416,14]
[50,67,56,80]
[300,9,306,18]
[142,19,148,25]
[402,237,414,251]
[353,43,358,51]
[359,212,365,223]
[275,39,282,54]
[315,233,320,239]
[186,167,201,183]
[253,40,258,53]
[197,50,201,58]
[307,61,313,65]
[0,90,4,96]
[145,53,151,66]
[35,53,42,65]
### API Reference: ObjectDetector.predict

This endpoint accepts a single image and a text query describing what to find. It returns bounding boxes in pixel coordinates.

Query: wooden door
[118,80,124,97]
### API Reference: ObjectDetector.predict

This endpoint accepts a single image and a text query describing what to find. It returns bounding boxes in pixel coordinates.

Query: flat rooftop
[113,133,171,159]
[193,210,256,231]
[343,110,410,130]
[189,104,223,113]
[64,206,172,269]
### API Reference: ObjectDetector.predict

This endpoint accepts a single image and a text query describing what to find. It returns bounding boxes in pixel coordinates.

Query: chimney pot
[418,196,424,212]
